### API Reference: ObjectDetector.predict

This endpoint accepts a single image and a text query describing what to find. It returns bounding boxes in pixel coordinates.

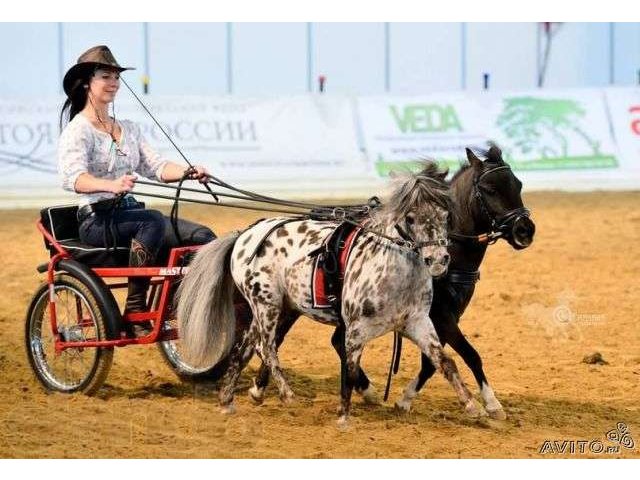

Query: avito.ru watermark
[539,422,634,455]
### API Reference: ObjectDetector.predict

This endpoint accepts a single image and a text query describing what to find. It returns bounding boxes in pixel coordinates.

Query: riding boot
[123,239,154,336]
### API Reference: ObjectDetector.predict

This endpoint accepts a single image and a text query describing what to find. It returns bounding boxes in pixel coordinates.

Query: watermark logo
[521,290,605,343]
[539,422,635,455]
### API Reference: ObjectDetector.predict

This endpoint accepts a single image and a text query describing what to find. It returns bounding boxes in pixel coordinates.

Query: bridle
[394,223,449,254]
[450,164,531,245]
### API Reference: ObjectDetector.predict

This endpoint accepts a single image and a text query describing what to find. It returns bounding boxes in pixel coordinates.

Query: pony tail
[176,233,240,367]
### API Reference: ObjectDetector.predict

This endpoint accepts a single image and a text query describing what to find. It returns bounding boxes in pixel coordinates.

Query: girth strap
[309,221,361,310]
[446,269,481,285]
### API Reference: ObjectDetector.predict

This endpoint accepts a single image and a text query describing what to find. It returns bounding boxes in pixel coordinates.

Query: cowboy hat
[63,45,134,96]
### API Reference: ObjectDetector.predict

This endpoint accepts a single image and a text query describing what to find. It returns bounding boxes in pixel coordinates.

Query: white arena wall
[1,87,639,209]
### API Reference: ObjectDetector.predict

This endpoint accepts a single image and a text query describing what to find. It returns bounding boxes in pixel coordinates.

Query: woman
[58,45,216,331]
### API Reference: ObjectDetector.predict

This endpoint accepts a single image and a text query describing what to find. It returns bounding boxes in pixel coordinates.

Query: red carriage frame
[36,217,201,352]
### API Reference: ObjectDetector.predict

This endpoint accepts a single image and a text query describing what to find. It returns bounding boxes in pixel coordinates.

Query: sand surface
[1,191,639,458]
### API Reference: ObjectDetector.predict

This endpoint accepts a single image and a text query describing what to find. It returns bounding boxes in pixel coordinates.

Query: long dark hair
[59,67,95,132]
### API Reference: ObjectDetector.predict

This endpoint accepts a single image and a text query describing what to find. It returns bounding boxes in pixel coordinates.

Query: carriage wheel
[25,274,113,395]
[157,314,230,382]
[154,285,229,382]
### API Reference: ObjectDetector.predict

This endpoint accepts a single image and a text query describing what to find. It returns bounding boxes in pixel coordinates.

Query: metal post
[307,22,313,93]
[536,22,541,88]
[384,22,390,92]
[460,23,467,90]
[58,23,64,95]
[143,22,150,94]
[226,22,233,94]
[609,22,615,85]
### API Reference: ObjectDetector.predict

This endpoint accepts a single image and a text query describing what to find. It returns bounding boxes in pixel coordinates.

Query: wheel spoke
[28,280,108,392]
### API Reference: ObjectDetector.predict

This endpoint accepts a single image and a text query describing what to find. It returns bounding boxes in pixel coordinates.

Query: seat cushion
[58,239,130,267]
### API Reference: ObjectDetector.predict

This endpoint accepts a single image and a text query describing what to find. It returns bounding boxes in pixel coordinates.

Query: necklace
[88,95,121,148]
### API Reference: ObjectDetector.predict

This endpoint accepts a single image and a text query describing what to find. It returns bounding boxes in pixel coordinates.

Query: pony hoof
[358,387,381,405]
[336,415,349,430]
[248,386,265,405]
[280,393,295,406]
[487,408,507,420]
[220,403,237,415]
[464,399,486,418]
[394,399,412,413]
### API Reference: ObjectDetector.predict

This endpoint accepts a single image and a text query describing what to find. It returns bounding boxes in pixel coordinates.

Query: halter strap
[450,164,530,244]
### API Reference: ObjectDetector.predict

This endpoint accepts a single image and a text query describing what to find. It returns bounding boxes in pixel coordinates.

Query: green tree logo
[497,97,601,159]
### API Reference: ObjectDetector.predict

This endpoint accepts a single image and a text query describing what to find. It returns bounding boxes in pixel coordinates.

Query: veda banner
[358,89,620,176]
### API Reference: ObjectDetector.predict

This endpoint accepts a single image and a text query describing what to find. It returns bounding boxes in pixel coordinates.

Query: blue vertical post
[226,22,233,94]
[384,22,391,92]
[58,23,64,95]
[307,22,313,92]
[535,22,541,88]
[483,73,490,90]
[609,22,615,85]
[460,22,467,90]
[143,22,150,94]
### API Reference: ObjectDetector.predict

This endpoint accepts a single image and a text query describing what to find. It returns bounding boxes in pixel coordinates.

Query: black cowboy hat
[63,45,134,96]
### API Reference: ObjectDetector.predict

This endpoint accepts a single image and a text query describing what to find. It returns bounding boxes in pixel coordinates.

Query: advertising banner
[357,93,491,176]
[358,89,620,177]
[0,95,366,201]
[489,89,618,171]
[604,87,640,172]
[0,88,639,207]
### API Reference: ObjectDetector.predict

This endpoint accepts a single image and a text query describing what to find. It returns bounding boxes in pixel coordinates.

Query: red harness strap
[311,227,361,309]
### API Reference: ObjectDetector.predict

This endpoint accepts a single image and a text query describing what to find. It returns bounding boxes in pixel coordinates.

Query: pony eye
[406,216,415,226]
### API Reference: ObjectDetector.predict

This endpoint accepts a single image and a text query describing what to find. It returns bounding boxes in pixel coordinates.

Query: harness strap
[448,231,502,244]
[246,217,305,264]
[169,168,196,246]
[383,332,403,402]
[106,193,127,253]
[446,269,481,285]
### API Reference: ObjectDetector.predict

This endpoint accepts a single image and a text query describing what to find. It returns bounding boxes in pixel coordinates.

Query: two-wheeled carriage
[25,203,249,395]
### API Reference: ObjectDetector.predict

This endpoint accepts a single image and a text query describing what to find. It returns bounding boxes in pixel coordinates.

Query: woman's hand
[160,163,210,183]
[187,165,209,184]
[110,174,137,193]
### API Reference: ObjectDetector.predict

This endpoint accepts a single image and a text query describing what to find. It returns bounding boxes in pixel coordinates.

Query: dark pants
[79,207,216,263]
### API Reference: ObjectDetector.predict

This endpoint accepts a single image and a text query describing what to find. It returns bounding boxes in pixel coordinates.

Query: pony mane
[384,160,452,219]
[448,144,505,185]
[449,163,471,185]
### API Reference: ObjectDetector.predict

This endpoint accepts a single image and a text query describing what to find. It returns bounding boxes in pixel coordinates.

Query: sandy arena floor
[0,191,639,458]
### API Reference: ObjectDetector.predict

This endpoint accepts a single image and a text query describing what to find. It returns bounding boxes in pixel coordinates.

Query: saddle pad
[311,226,362,309]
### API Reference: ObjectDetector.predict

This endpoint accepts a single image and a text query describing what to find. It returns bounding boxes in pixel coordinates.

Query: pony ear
[487,143,503,162]
[466,147,483,170]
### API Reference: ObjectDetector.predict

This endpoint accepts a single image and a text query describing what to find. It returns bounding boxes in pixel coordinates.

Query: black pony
[247,145,536,419]
[392,144,535,418]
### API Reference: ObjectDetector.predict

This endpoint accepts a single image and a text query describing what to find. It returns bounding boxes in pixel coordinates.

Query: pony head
[385,161,452,277]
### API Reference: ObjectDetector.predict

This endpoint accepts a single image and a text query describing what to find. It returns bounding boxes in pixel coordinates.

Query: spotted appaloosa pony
[178,162,487,424]
[247,145,536,421]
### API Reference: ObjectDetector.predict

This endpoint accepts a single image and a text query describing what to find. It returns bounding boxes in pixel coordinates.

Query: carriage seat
[40,205,130,267]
